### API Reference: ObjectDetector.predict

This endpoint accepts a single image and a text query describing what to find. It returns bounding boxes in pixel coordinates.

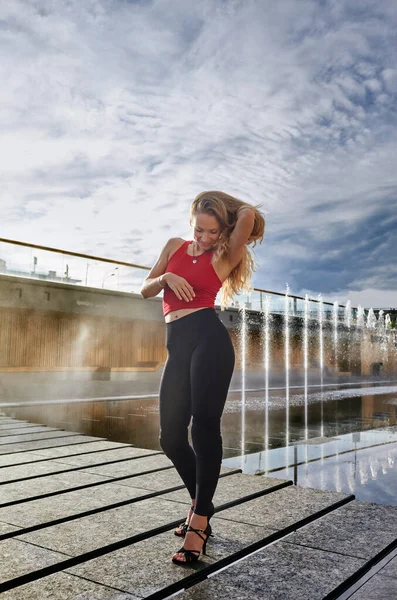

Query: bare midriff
[165,306,209,323]
[164,238,230,324]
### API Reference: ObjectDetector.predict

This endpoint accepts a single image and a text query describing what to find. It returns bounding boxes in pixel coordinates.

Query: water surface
[4,383,397,505]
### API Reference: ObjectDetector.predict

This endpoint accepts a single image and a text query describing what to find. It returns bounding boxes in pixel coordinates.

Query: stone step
[0,479,347,596]
[1,420,396,599]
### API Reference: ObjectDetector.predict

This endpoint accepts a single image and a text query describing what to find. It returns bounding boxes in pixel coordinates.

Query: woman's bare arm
[140,238,176,299]
[226,208,256,268]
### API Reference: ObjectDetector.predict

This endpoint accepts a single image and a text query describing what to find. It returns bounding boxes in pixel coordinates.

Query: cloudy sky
[1,0,397,308]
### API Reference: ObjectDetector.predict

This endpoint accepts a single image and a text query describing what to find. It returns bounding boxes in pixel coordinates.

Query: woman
[140,191,265,565]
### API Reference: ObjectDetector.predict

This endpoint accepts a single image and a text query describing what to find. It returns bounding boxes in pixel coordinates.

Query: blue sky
[1,0,397,307]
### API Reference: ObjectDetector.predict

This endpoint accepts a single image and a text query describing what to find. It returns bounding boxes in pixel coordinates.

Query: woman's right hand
[165,273,196,302]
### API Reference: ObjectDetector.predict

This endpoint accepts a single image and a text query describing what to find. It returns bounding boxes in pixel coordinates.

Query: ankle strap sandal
[174,504,195,538]
[172,523,213,565]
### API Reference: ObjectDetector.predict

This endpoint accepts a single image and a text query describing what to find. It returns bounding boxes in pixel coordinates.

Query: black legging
[159,308,235,516]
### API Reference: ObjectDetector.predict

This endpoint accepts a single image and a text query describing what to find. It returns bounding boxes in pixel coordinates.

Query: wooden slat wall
[229,328,340,370]
[0,306,167,369]
[0,306,356,372]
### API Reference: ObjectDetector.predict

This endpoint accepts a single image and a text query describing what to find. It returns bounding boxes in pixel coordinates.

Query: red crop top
[162,240,223,316]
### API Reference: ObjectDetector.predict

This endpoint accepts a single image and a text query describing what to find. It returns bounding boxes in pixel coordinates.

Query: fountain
[233,287,396,481]
[304,294,309,440]
[366,308,377,329]
[262,294,271,471]
[356,305,365,328]
[284,284,291,449]
[344,300,352,329]
[318,294,325,438]
[333,301,339,373]
[239,302,247,468]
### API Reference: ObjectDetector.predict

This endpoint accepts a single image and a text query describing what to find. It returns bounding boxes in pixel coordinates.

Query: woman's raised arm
[225,208,256,269]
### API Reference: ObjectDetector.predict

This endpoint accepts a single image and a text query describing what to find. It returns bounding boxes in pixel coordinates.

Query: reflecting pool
[224,427,397,507]
[4,382,397,505]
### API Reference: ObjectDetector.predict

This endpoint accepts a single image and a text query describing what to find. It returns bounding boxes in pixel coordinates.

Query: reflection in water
[318,295,325,438]
[333,301,339,370]
[225,384,397,504]
[240,305,247,470]
[284,286,290,450]
[262,295,270,473]
[304,294,309,441]
[309,436,396,505]
[224,427,397,506]
[5,385,397,504]
[284,287,291,478]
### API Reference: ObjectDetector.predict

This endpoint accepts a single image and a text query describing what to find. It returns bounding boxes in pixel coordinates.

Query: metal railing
[0,236,369,321]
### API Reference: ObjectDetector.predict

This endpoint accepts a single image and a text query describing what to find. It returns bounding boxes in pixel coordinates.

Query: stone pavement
[0,415,396,599]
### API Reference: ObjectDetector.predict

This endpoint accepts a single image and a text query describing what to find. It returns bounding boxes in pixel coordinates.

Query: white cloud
[313,288,397,309]
[0,0,397,307]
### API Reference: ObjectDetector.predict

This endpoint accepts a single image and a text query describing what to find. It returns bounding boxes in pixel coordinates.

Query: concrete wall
[0,273,242,328]
[0,273,163,322]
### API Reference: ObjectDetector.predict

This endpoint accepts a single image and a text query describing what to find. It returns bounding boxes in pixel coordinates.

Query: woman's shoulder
[167,237,188,250]
[166,238,188,261]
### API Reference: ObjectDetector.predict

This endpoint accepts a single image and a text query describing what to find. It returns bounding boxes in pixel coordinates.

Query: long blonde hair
[190,191,265,310]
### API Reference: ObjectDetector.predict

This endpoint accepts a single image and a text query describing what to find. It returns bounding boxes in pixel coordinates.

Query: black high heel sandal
[172,522,213,565]
[174,501,215,538]
[174,504,195,537]
[172,503,215,565]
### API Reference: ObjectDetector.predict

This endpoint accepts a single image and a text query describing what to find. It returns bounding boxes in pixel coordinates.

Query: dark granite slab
[187,484,348,530]
[0,420,31,427]
[0,424,45,432]
[0,538,68,581]
[349,574,397,599]
[181,540,364,600]
[113,465,236,492]
[1,462,78,482]
[0,481,148,528]
[67,518,275,596]
[0,471,110,504]
[0,435,106,454]
[161,472,289,507]
[42,446,158,466]
[14,497,186,555]
[0,571,139,599]
[379,553,397,579]
[0,431,83,445]
[31,440,129,458]
[0,427,60,439]
[0,447,163,482]
[0,472,241,530]
[0,451,51,467]
[287,500,397,560]
[77,453,173,477]
[0,520,21,535]
[13,483,350,574]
